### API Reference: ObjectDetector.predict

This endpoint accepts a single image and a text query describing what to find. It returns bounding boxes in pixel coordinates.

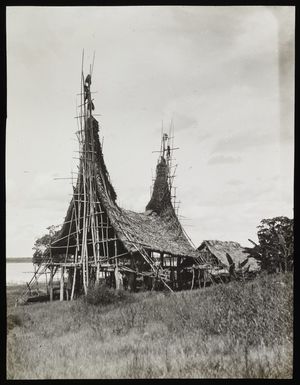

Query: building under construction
[19,64,212,303]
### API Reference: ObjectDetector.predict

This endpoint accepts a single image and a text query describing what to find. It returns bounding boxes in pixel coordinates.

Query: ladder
[16,253,52,305]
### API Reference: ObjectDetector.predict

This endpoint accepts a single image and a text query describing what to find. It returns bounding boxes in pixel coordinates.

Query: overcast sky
[6,6,294,257]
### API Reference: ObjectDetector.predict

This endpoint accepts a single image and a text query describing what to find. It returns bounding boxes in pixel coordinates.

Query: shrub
[86,283,130,306]
[256,216,293,273]
[7,314,22,331]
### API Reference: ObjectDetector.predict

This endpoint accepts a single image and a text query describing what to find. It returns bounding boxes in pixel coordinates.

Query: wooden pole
[85,230,89,289]
[81,170,88,294]
[203,270,208,288]
[72,200,80,265]
[160,252,164,267]
[89,172,97,266]
[128,254,136,292]
[60,267,64,301]
[94,202,101,284]
[177,257,181,290]
[114,239,123,290]
[99,210,106,260]
[66,274,69,301]
[114,265,120,290]
[70,266,77,300]
[105,216,109,260]
[81,67,88,295]
[45,269,48,294]
[114,239,118,266]
[70,249,78,300]
[49,266,53,302]
[191,266,195,290]
[64,208,74,263]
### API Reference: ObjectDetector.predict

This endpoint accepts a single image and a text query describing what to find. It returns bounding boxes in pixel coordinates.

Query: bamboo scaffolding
[70,263,77,300]
[74,150,97,154]
[82,65,95,290]
[60,267,64,301]
[49,266,53,301]
[76,91,98,96]
[83,178,89,291]
[72,195,80,239]
[98,251,129,262]
[89,179,96,261]
[17,252,53,303]
[48,261,82,266]
[80,65,88,294]
[87,155,97,268]
[191,267,195,290]
[49,237,120,250]
[64,208,74,262]
[20,62,199,304]
[114,239,118,268]
[119,266,170,280]
[88,88,98,271]
[105,216,109,259]
[72,189,81,298]
[99,206,107,263]
[76,52,84,271]
[115,211,173,292]
[72,199,103,204]
[51,227,84,244]
[92,186,101,282]
[74,114,102,119]
[94,198,101,282]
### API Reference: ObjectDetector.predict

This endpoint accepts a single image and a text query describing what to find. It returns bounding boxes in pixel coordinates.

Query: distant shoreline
[6,257,32,263]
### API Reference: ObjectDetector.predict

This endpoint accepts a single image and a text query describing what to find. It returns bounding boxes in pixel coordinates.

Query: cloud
[227,179,243,186]
[212,129,278,154]
[6,6,294,256]
[208,154,241,165]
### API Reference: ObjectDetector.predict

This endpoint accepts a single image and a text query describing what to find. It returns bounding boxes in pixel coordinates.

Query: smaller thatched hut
[197,240,260,274]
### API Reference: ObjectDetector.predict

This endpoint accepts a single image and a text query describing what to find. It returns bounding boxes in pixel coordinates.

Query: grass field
[6,272,293,379]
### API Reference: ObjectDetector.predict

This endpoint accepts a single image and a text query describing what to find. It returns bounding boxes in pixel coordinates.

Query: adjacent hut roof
[198,240,250,267]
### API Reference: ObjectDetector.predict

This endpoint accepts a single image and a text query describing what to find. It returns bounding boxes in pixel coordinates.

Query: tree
[256,216,293,273]
[32,225,60,265]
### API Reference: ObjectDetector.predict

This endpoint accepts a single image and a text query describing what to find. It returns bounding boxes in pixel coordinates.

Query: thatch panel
[107,207,200,258]
[198,240,250,267]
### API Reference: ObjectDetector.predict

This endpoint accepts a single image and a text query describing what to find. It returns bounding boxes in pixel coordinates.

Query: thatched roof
[49,115,199,260]
[106,206,200,258]
[90,144,199,258]
[198,240,250,267]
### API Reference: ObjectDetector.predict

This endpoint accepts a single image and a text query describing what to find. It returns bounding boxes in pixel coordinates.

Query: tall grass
[6,272,293,379]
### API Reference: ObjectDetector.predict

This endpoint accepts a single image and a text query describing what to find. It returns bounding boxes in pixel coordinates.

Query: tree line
[247,216,293,273]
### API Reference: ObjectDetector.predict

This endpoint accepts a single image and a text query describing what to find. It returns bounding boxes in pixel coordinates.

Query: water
[6,262,47,286]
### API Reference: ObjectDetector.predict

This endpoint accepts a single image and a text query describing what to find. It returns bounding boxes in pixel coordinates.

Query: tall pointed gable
[49,77,117,255]
[146,156,172,213]
[50,117,116,251]
[88,116,117,203]
[145,133,182,228]
[146,132,172,214]
[140,132,200,258]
